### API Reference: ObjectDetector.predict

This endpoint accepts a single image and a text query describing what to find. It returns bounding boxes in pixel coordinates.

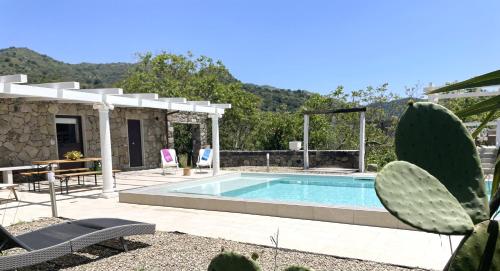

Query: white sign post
[47,165,58,217]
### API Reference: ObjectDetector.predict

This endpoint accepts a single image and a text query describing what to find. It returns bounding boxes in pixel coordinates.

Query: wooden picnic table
[25,158,102,192]
[32,157,102,165]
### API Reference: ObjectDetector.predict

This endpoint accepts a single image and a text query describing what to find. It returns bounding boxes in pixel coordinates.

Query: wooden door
[128,119,143,167]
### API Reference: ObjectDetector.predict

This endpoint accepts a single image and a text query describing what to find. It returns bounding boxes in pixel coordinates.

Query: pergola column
[303,114,309,169]
[359,111,366,172]
[211,113,220,175]
[93,103,115,197]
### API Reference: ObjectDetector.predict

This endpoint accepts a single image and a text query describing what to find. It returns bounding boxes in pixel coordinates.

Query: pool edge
[119,190,414,231]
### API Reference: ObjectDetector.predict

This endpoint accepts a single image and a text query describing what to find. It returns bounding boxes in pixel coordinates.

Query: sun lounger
[0,218,155,270]
[161,149,179,175]
[196,148,213,172]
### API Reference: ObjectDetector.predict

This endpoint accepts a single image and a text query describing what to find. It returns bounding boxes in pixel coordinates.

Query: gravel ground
[4,218,427,271]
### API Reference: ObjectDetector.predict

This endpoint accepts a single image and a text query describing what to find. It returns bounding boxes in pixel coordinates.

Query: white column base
[2,171,13,184]
[99,192,119,199]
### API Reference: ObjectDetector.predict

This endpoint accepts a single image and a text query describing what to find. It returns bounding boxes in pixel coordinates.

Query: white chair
[161,149,179,175]
[196,148,213,172]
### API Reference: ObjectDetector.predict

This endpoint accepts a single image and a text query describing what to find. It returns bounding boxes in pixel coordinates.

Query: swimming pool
[119,172,492,230]
[170,174,383,209]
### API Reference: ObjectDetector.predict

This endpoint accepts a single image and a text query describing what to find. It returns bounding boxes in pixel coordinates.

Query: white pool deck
[0,168,462,270]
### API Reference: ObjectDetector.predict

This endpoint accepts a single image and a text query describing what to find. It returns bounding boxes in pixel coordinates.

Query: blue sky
[1,0,499,95]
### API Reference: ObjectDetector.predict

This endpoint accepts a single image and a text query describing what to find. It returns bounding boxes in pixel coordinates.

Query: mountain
[242,83,313,112]
[0,47,131,88]
[369,97,425,118]
[0,47,312,111]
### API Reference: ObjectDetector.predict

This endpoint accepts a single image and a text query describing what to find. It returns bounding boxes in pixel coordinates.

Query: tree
[300,84,399,167]
[118,52,261,150]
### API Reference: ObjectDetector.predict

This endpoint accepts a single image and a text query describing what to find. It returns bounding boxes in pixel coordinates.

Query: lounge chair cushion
[201,149,211,161]
[72,218,144,229]
[16,223,98,250]
[161,149,173,162]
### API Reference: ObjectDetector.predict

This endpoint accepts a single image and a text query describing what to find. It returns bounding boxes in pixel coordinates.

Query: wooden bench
[20,168,90,192]
[55,170,121,194]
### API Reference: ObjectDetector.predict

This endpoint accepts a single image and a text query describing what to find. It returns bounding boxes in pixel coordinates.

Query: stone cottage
[0,99,209,170]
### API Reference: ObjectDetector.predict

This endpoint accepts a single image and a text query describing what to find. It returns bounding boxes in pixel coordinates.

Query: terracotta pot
[183,168,192,176]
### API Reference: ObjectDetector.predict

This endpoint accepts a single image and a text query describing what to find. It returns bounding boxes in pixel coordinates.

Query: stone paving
[0,168,460,270]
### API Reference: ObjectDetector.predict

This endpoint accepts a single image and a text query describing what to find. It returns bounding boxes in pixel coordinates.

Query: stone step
[478,146,497,150]
[481,157,496,163]
[483,170,494,176]
[480,152,497,157]
[482,163,495,169]
[480,153,497,159]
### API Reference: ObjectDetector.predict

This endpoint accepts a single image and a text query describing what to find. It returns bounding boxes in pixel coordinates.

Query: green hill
[369,97,425,118]
[0,47,313,111]
[0,47,131,88]
[242,83,312,112]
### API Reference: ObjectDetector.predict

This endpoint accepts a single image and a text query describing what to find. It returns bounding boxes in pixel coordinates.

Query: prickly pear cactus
[447,220,500,271]
[284,266,314,271]
[208,252,261,271]
[395,102,489,223]
[375,161,474,234]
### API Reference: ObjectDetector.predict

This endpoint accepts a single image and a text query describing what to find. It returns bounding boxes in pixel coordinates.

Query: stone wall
[0,99,208,169]
[220,150,359,168]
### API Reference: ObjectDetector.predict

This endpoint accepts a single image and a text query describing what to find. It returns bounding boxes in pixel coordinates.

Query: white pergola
[0,74,231,197]
[303,107,366,172]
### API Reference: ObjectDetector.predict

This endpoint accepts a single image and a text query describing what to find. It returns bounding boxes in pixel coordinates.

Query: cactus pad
[208,252,261,271]
[395,102,489,223]
[375,161,474,234]
[447,220,500,271]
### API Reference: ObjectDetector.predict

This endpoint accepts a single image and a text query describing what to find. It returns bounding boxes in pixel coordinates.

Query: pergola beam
[120,93,159,99]
[211,104,232,109]
[188,101,210,106]
[80,88,123,95]
[303,107,366,115]
[159,97,187,103]
[30,82,80,89]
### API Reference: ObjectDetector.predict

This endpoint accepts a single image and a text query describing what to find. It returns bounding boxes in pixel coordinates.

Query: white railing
[424,83,500,147]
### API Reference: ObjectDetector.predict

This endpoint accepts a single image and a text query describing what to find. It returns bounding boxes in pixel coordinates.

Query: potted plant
[179,154,191,176]
[64,150,83,160]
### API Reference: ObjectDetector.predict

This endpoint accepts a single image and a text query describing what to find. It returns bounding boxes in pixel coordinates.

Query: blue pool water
[171,173,384,209]
[223,177,382,208]
[158,173,495,209]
